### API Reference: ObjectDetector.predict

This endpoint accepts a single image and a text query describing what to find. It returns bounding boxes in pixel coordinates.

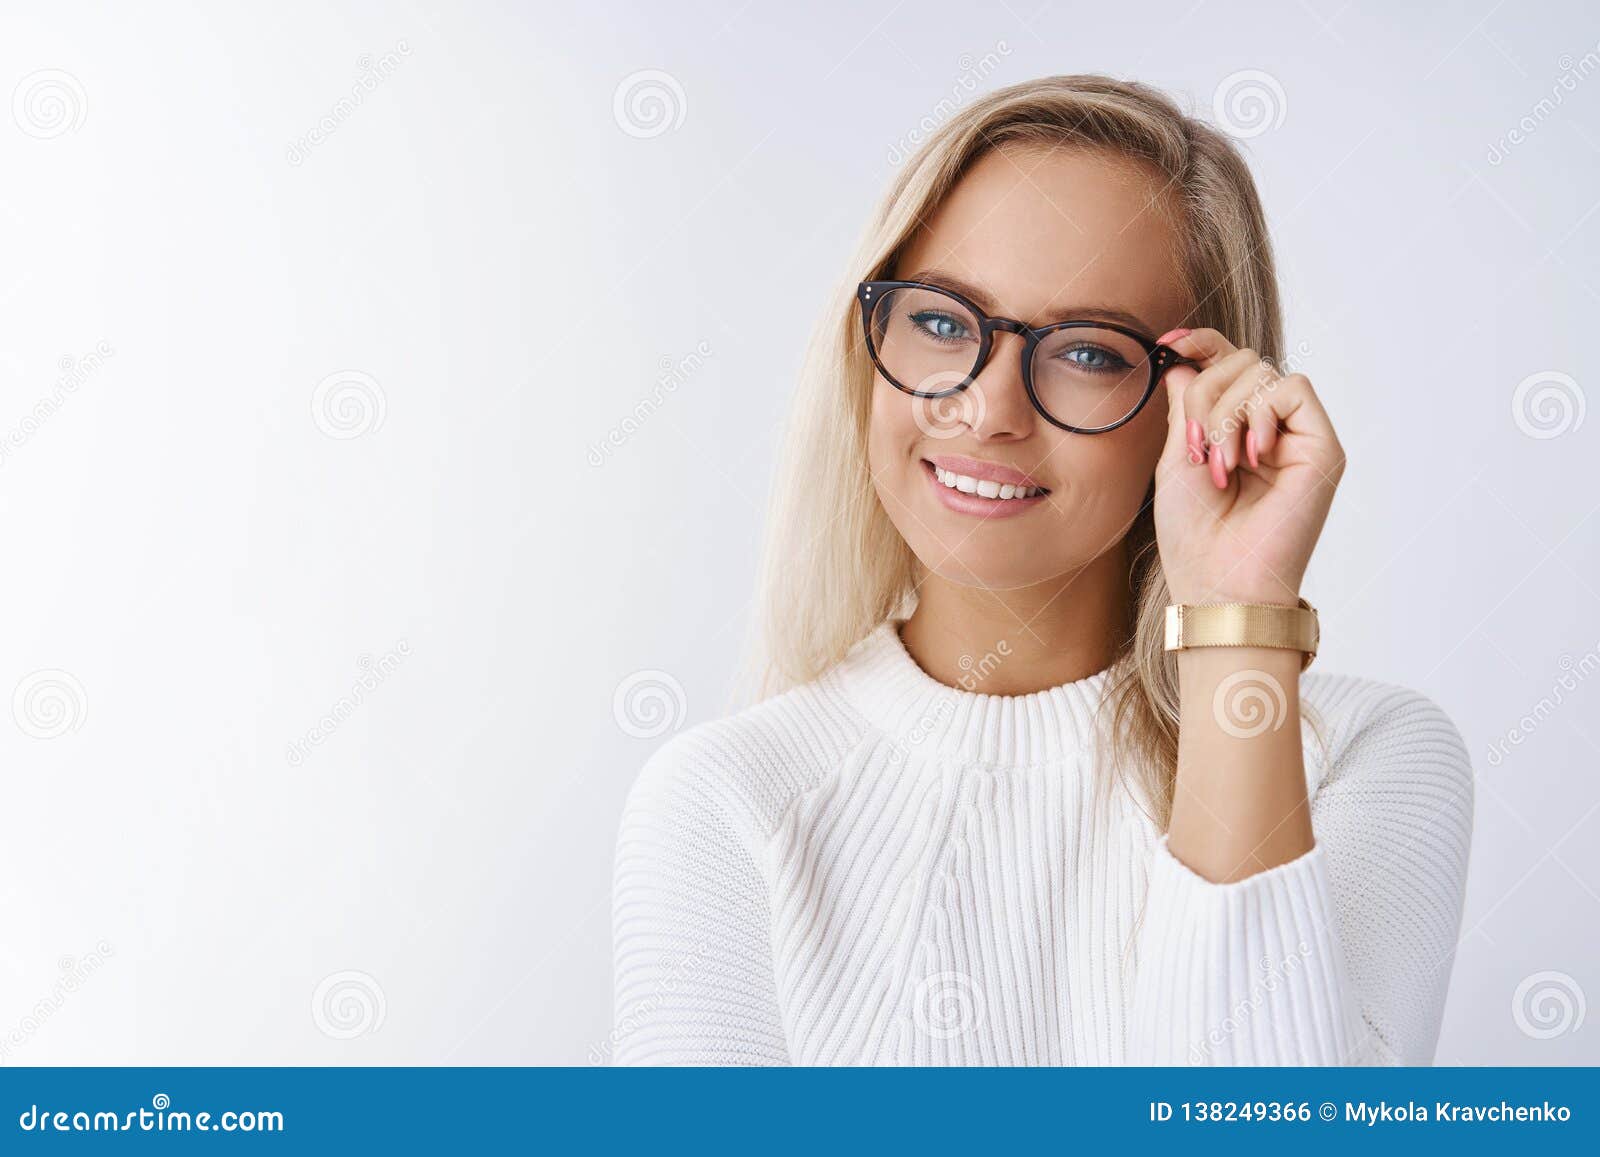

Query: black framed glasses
[857,280,1196,434]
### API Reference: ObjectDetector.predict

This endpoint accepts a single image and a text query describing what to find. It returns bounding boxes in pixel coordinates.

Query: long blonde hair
[752,75,1284,828]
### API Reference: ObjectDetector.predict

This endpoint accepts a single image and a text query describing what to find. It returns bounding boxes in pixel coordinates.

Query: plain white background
[1,0,1595,1065]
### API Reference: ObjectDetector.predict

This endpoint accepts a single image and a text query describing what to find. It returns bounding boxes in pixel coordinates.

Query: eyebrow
[901,269,1156,335]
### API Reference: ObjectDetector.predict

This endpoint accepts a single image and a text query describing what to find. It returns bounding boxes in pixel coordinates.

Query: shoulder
[1298,669,1473,818]
[619,676,870,849]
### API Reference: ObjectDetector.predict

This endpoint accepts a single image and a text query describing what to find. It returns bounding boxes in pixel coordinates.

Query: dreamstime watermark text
[587,342,711,467]
[285,641,412,766]
[0,342,114,468]
[286,42,413,166]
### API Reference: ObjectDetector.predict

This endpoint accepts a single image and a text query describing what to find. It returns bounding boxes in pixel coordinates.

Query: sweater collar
[829,619,1113,766]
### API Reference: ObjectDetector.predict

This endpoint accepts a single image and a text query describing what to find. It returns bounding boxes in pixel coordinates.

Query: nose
[962,331,1037,441]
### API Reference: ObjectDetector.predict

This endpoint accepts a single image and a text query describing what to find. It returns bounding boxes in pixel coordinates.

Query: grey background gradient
[1,0,1595,1064]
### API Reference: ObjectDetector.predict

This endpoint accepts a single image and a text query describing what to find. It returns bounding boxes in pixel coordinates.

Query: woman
[611,75,1472,1065]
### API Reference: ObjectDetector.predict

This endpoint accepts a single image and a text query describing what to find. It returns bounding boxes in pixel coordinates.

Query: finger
[1207,359,1282,472]
[1183,348,1261,461]
[1268,372,1338,441]
[1261,373,1346,481]
[1246,399,1275,468]
[1160,326,1239,370]
[1162,369,1189,461]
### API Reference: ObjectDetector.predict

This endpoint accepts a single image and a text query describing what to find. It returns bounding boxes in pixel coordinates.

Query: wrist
[1165,582,1302,607]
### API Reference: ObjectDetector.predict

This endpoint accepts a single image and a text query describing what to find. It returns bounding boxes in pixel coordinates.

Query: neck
[900,543,1132,696]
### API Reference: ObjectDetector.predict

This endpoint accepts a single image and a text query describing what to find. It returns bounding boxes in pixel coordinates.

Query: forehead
[893,143,1187,329]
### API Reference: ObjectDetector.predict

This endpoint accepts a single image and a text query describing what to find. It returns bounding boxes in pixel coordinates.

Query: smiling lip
[925,454,1046,490]
[921,459,1049,519]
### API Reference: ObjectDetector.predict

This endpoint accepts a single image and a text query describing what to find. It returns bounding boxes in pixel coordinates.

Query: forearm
[1166,644,1314,882]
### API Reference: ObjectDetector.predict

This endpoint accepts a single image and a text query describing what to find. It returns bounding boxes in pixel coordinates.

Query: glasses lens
[869,287,983,395]
[1030,326,1153,430]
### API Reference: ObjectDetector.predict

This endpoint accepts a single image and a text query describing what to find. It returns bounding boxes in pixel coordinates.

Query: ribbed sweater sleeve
[610,735,790,1066]
[1128,684,1474,1065]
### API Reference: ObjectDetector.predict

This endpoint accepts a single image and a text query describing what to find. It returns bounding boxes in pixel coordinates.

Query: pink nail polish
[1245,430,1259,469]
[1210,445,1228,488]
[1186,419,1204,461]
[1158,327,1192,346]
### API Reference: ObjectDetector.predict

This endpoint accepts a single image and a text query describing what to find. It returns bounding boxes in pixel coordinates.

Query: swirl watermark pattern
[612,670,687,739]
[311,970,387,1040]
[910,371,983,439]
[1211,669,1289,739]
[1512,970,1586,1040]
[312,370,387,440]
[12,669,88,739]
[12,69,87,139]
[1212,69,1287,139]
[912,971,985,1040]
[612,70,686,139]
[1511,370,1584,439]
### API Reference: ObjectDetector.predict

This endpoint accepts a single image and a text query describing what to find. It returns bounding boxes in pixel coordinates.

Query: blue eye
[908,310,973,343]
[1057,343,1130,374]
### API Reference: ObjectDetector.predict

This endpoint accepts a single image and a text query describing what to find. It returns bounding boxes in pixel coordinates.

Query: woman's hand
[1153,327,1345,607]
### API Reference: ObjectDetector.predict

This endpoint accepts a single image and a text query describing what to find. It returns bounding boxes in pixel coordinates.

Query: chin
[909,530,1077,592]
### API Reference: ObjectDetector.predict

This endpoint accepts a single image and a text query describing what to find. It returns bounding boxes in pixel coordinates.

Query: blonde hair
[752,75,1285,828]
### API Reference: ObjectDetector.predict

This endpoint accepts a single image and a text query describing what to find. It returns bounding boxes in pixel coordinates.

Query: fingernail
[1210,445,1228,489]
[1186,419,1204,461]
[1245,430,1259,469]
[1157,327,1192,346]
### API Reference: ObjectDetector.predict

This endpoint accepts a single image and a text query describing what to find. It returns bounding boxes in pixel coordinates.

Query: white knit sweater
[610,620,1473,1066]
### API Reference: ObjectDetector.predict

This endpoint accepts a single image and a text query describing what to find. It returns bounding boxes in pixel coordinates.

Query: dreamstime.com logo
[1211,69,1286,140]
[312,370,387,439]
[612,669,687,739]
[1511,370,1584,439]
[17,1094,283,1134]
[11,669,88,740]
[1211,669,1290,739]
[613,69,686,139]
[1512,970,1586,1040]
[12,69,86,139]
[311,969,387,1040]
[911,372,984,440]
[912,971,986,1041]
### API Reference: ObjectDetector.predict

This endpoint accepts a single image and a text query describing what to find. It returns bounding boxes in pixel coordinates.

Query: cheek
[866,378,919,473]
[1055,406,1166,519]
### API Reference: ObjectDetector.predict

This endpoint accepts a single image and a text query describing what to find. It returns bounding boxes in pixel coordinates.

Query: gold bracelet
[1163,598,1319,671]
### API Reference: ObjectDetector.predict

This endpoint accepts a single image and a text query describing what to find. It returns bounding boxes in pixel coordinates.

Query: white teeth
[932,465,1043,500]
